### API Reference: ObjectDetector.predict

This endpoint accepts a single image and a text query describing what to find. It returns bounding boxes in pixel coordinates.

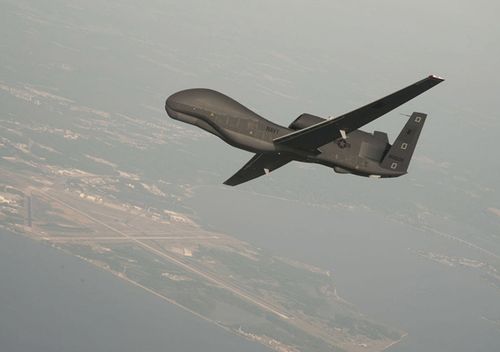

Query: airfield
[2,2,500,350]
[2,72,499,351]
[0,161,405,352]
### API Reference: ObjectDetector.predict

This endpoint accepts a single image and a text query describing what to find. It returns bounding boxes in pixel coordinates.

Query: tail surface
[380,112,427,173]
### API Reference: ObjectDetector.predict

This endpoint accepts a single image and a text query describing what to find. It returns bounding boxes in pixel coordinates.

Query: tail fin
[380,112,427,173]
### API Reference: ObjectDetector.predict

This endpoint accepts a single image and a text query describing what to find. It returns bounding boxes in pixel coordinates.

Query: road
[37,189,291,320]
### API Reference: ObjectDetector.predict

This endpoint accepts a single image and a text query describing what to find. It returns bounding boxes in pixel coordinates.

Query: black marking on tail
[380,112,427,173]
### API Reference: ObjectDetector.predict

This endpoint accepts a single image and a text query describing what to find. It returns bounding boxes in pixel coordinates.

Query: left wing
[224,153,293,186]
[274,75,444,152]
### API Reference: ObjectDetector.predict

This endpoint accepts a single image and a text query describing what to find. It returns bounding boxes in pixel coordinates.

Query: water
[187,186,500,352]
[0,230,267,352]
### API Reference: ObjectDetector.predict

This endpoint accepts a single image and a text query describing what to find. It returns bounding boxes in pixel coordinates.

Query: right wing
[274,75,444,152]
[224,153,293,186]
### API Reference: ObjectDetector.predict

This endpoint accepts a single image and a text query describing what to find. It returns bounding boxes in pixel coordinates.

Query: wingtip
[222,179,236,186]
[429,74,445,82]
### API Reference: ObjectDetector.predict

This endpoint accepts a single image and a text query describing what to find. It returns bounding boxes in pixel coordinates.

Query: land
[2,2,499,350]
[0,82,403,352]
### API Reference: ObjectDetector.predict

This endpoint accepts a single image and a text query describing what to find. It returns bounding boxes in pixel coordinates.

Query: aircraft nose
[165,88,223,119]
[165,90,191,118]
[165,91,184,112]
[165,95,177,118]
[165,89,203,116]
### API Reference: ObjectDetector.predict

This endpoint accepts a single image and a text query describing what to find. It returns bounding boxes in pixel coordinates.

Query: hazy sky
[2,1,499,351]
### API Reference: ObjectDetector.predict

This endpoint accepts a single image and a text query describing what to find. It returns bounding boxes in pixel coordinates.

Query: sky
[1,1,499,351]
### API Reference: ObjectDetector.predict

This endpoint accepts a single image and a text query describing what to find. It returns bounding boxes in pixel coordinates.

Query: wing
[223,153,293,186]
[274,75,444,152]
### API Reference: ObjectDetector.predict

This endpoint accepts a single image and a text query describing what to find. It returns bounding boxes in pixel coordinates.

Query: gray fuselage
[165,88,403,177]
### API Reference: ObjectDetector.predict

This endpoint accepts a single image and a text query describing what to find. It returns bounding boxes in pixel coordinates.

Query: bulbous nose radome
[165,89,205,119]
[165,91,187,118]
